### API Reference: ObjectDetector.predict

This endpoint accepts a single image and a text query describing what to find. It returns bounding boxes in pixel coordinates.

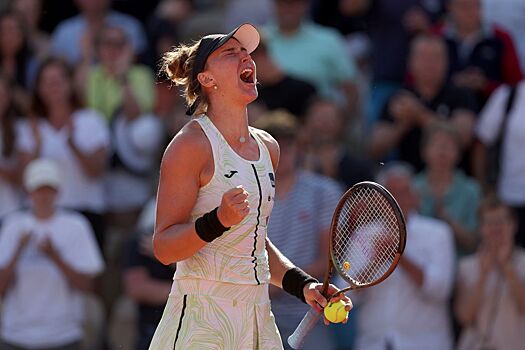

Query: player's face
[204,38,258,105]
[423,131,459,170]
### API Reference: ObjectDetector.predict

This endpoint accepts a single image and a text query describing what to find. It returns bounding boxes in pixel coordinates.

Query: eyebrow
[219,46,248,54]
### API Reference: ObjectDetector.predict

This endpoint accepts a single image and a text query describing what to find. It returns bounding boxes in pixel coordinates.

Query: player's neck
[207,105,250,144]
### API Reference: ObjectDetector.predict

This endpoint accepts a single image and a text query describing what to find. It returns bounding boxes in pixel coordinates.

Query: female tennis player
[149,23,351,349]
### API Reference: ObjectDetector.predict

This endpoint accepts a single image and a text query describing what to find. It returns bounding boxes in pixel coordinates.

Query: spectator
[10,0,49,60]
[0,11,38,111]
[301,98,374,189]
[435,0,523,108]
[368,34,477,172]
[17,58,110,249]
[144,0,187,69]
[353,162,455,350]
[0,73,21,221]
[50,0,147,65]
[264,0,358,110]
[415,121,481,256]
[473,80,525,247]
[256,110,343,349]
[455,195,525,350]
[0,158,104,350]
[224,0,274,29]
[79,25,161,229]
[311,0,366,36]
[482,0,525,73]
[340,0,445,127]
[123,198,175,350]
[81,25,155,122]
[251,36,317,118]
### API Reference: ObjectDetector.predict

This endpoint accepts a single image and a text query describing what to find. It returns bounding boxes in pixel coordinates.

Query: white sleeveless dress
[149,116,283,350]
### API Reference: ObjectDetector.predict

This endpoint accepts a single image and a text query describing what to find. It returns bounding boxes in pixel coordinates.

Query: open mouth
[240,68,255,84]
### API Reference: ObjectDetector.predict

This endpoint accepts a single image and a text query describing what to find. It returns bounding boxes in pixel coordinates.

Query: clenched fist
[217,186,250,227]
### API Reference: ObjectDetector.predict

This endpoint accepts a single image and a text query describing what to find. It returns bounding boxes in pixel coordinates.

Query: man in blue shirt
[51,0,147,64]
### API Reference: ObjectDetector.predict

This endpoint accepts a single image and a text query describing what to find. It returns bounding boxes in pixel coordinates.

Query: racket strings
[333,188,400,286]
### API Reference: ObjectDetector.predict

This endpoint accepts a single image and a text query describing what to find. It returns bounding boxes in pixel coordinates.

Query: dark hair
[0,73,18,157]
[479,194,518,223]
[0,11,31,88]
[409,33,447,58]
[30,58,81,119]
[94,24,128,48]
[421,121,461,150]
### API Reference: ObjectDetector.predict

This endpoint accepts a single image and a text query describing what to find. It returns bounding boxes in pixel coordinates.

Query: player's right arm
[153,122,211,265]
[153,122,249,265]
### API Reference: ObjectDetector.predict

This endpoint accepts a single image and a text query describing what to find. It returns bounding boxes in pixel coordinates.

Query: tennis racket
[288,181,407,349]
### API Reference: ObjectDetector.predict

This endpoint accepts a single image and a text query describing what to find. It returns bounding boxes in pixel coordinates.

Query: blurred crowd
[0,0,524,349]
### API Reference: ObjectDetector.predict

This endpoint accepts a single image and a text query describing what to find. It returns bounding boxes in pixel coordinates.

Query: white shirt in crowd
[0,127,21,219]
[0,209,105,348]
[353,213,455,350]
[456,249,525,350]
[476,81,525,206]
[16,109,110,213]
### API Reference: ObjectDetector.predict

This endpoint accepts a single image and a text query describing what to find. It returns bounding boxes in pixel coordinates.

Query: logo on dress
[224,170,238,178]
[268,172,275,187]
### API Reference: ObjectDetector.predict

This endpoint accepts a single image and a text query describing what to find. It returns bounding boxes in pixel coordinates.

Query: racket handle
[287,308,323,349]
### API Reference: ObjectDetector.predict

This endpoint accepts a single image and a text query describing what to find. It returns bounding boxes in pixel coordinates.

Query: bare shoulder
[161,119,211,169]
[251,127,280,170]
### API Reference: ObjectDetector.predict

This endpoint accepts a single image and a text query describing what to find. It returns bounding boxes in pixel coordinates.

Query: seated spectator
[79,25,162,229]
[10,0,50,60]
[0,74,22,222]
[251,36,317,118]
[368,34,477,172]
[264,0,358,110]
[0,158,104,350]
[81,25,155,122]
[50,0,147,65]
[224,0,274,29]
[301,98,374,189]
[123,198,175,350]
[435,0,522,108]
[256,110,343,349]
[17,58,110,249]
[0,11,38,111]
[340,0,445,128]
[473,80,525,247]
[415,121,481,256]
[353,162,455,350]
[482,0,525,73]
[455,195,525,350]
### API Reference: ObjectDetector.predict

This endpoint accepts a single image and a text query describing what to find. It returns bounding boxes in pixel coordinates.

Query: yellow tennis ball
[323,300,348,323]
[343,261,351,270]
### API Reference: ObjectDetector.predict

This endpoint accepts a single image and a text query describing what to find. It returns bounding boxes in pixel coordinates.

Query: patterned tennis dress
[149,115,283,350]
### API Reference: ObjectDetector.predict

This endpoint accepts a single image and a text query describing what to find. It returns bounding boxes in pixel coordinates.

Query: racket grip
[287,308,323,349]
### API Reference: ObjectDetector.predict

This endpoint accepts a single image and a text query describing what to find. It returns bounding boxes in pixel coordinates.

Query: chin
[239,87,258,104]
